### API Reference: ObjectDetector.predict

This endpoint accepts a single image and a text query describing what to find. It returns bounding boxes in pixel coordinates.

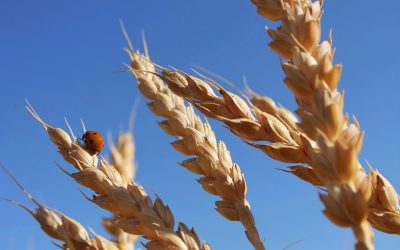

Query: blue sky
[1,0,400,249]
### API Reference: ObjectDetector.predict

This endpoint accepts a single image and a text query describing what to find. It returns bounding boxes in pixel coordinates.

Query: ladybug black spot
[89,139,94,144]
[93,132,97,135]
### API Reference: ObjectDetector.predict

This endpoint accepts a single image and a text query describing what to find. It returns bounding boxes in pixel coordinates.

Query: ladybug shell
[82,131,104,153]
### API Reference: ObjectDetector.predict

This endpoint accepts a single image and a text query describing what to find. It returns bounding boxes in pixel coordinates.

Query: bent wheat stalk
[124,33,265,250]
[27,104,210,250]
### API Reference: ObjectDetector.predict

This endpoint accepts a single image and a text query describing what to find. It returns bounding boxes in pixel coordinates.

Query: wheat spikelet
[367,167,400,234]
[123,32,265,250]
[27,105,210,250]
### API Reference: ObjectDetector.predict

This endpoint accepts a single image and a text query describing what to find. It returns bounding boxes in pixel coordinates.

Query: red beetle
[82,131,104,154]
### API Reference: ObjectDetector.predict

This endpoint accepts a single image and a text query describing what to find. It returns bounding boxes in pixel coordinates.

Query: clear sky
[1,0,400,249]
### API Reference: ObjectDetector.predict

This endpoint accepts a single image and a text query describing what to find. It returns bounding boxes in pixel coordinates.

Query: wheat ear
[124,33,265,250]
[160,67,311,165]
[1,165,119,250]
[131,54,325,188]
[103,131,139,250]
[27,105,210,250]
[249,1,377,249]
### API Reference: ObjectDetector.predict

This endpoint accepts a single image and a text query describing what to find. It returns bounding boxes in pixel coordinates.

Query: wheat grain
[367,167,400,234]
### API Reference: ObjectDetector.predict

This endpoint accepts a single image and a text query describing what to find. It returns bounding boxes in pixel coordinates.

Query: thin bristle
[0,163,42,207]
[64,117,76,140]
[54,162,73,177]
[119,20,134,52]
[3,198,36,217]
[25,100,49,129]
[141,29,150,59]
[51,242,64,249]
[78,189,94,203]
[80,118,87,133]
[192,64,245,96]
[128,98,140,133]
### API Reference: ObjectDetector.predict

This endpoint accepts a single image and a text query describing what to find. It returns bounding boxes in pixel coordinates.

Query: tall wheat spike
[250,0,398,247]
[27,104,211,250]
[123,29,265,249]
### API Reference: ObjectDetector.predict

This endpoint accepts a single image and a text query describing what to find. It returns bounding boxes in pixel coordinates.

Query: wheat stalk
[123,31,265,250]
[1,165,119,250]
[26,104,210,250]
[250,1,392,249]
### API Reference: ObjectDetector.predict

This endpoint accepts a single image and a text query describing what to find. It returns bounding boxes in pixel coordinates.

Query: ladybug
[82,131,104,154]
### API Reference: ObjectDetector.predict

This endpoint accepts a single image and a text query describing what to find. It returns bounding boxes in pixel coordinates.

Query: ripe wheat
[3,1,400,250]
